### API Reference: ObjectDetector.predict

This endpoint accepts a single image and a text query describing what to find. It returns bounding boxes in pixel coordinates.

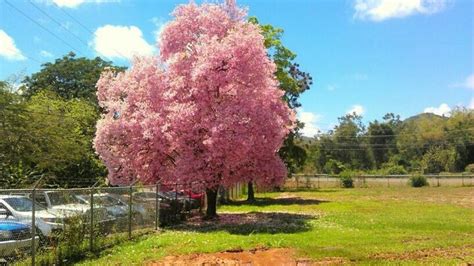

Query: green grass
[78,187,474,265]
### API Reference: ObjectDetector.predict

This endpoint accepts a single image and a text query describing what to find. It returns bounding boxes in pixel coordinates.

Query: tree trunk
[247,181,255,202]
[205,187,218,219]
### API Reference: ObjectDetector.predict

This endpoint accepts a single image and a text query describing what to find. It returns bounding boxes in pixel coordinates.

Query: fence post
[387,176,390,187]
[31,176,44,266]
[128,185,133,239]
[317,175,320,189]
[437,176,440,187]
[89,187,94,252]
[155,182,160,230]
[31,189,36,266]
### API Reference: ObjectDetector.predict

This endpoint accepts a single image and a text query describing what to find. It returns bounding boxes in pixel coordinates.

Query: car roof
[0,195,28,199]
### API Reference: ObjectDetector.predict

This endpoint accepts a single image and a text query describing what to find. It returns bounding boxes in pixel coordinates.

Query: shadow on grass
[171,212,316,235]
[227,197,329,207]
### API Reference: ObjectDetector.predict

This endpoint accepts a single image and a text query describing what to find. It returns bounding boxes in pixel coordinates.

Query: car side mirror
[0,208,11,217]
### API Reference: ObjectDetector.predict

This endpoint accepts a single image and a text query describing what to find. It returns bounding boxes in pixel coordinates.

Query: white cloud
[424,103,451,116]
[451,73,474,90]
[347,104,365,115]
[50,0,119,8]
[354,0,447,21]
[0,30,26,61]
[297,109,321,137]
[39,50,53,58]
[151,17,168,44]
[92,25,155,60]
[469,98,474,109]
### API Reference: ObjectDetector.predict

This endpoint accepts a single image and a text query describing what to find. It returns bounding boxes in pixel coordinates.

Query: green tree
[247,18,313,200]
[22,52,125,105]
[421,146,457,174]
[0,83,105,188]
[332,113,372,170]
[367,113,401,168]
[397,113,447,171]
[0,83,38,188]
[25,91,105,187]
[444,108,474,171]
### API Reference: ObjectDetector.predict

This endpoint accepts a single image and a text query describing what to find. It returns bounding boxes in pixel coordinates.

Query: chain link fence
[286,174,474,189]
[0,181,206,265]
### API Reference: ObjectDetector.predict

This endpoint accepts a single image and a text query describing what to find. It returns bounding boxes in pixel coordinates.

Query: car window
[35,194,48,206]
[97,196,120,206]
[46,192,81,206]
[3,197,46,212]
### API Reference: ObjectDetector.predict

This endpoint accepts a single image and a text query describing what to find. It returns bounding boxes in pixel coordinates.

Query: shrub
[465,164,474,173]
[323,159,345,175]
[339,170,354,188]
[409,175,428,187]
[382,164,407,175]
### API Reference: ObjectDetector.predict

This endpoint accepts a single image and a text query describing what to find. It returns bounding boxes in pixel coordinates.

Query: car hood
[17,209,57,219]
[50,204,89,214]
[0,221,29,231]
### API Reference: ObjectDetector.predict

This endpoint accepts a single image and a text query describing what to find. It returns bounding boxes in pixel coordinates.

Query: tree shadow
[227,197,329,207]
[171,212,315,235]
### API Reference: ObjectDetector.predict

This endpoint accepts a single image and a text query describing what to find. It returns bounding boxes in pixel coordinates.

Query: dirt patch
[370,245,474,262]
[147,248,346,266]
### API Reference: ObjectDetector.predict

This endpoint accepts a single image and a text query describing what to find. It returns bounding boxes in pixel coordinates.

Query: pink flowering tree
[94,0,294,218]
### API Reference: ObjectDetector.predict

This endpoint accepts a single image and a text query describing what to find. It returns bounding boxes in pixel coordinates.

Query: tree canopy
[22,52,125,105]
[94,1,294,217]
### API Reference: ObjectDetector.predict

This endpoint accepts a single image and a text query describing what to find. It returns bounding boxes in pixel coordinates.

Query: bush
[339,170,354,188]
[382,164,407,175]
[323,159,345,175]
[465,164,474,173]
[409,175,428,187]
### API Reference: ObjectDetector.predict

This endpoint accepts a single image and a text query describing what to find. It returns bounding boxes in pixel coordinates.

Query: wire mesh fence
[0,181,208,265]
[286,174,474,189]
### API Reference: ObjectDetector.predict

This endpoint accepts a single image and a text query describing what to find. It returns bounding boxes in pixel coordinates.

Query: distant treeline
[297,111,474,175]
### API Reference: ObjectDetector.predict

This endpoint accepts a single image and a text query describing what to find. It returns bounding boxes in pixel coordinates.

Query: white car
[0,195,62,237]
[0,220,39,257]
[13,191,115,226]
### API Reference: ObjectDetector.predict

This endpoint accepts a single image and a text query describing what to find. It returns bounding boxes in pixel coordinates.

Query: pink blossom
[94,1,295,188]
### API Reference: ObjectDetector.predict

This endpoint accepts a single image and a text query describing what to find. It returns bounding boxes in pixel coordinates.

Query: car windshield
[97,196,123,207]
[47,192,82,206]
[4,197,46,212]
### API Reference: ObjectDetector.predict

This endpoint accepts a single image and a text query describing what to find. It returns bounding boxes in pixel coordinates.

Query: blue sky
[0,0,473,136]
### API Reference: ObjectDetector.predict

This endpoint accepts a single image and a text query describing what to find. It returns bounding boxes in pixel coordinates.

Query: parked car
[105,193,152,222]
[163,191,200,211]
[0,220,39,257]
[133,192,177,210]
[12,191,115,227]
[75,193,128,219]
[0,195,62,237]
[132,192,182,225]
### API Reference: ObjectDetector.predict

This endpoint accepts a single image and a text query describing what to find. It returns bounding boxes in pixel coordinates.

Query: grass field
[78,187,474,265]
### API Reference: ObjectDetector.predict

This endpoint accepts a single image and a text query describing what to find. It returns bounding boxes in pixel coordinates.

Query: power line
[28,1,90,48]
[54,4,95,35]
[304,127,474,140]
[4,0,83,56]
[51,2,129,60]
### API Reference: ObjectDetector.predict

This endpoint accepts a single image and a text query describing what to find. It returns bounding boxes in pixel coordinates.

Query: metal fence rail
[287,174,474,189]
[0,181,209,265]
